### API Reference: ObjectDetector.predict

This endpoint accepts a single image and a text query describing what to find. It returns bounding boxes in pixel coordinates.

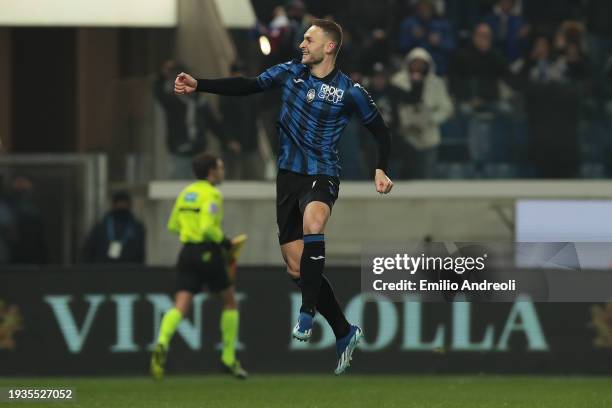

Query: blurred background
[2,0,612,379]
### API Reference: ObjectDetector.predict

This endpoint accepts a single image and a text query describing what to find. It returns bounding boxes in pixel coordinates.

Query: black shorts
[175,243,231,294]
[276,169,340,245]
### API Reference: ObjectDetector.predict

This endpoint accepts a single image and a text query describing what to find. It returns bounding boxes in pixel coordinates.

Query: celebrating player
[150,152,247,380]
[174,19,393,374]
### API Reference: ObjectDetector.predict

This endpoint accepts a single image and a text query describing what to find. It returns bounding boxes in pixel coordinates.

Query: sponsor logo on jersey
[318,84,344,103]
[184,192,198,202]
[293,78,305,84]
[306,88,316,103]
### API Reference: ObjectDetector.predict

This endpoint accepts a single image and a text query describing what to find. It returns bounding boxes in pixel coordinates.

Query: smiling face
[299,25,336,65]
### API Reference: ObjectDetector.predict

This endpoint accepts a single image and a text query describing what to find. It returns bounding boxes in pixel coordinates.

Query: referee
[174,19,393,374]
[150,152,247,380]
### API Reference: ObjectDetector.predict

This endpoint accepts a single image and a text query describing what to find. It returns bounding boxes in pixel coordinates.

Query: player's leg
[159,291,192,347]
[207,246,248,379]
[283,240,350,338]
[150,290,193,380]
[218,285,247,379]
[299,201,330,317]
[298,176,363,374]
[150,245,200,380]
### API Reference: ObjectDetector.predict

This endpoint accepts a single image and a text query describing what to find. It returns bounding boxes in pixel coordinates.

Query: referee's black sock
[292,276,351,340]
[299,234,325,316]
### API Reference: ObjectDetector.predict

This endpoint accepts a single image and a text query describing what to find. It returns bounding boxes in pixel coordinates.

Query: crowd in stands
[155,0,612,180]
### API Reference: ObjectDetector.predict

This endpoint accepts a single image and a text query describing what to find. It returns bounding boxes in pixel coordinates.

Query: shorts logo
[306,89,316,103]
[318,84,344,103]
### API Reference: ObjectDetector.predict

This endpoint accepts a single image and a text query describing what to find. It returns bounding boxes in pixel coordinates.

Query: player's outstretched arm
[174,72,198,95]
[174,71,263,96]
[364,114,393,194]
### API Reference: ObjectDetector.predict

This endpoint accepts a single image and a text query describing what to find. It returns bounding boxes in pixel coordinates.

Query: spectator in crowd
[360,29,393,74]
[7,176,46,264]
[398,0,455,75]
[218,63,263,180]
[391,48,453,178]
[82,191,145,264]
[561,42,591,82]
[449,23,510,110]
[483,0,530,62]
[154,60,223,179]
[513,35,582,178]
[553,21,591,82]
[365,63,403,176]
[511,34,566,84]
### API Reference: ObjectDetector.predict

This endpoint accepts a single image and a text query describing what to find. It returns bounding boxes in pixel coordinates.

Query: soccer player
[150,152,247,380]
[174,19,393,374]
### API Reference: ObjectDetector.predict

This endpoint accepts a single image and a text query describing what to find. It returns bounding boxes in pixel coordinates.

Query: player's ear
[326,41,337,55]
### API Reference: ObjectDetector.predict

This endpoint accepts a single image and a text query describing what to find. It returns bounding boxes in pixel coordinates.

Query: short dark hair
[192,152,220,180]
[311,19,343,57]
[112,190,131,205]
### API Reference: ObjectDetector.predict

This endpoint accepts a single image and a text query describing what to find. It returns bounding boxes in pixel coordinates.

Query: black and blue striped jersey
[256,60,380,177]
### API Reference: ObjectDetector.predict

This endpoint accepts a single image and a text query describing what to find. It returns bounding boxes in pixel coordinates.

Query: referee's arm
[364,113,394,194]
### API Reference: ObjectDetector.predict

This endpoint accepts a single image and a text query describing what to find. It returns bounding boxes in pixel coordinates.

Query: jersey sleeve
[256,60,297,91]
[348,83,379,125]
[198,194,224,243]
[167,197,181,234]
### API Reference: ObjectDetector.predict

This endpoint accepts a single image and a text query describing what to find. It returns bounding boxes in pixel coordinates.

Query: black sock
[299,234,325,316]
[292,275,351,340]
[317,275,351,339]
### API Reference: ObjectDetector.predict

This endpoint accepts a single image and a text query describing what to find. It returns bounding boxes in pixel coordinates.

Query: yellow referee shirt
[167,180,224,244]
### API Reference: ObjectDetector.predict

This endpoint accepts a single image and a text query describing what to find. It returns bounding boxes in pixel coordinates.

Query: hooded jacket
[391,47,453,150]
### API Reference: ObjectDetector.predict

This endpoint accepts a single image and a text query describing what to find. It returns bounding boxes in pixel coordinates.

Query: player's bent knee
[303,221,325,235]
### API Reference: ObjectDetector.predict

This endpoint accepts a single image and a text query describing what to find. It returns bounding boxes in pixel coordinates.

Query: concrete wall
[146,180,612,266]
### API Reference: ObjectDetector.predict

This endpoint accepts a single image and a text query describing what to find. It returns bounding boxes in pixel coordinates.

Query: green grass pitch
[1,375,612,408]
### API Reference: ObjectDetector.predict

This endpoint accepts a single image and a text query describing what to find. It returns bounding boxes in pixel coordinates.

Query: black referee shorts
[175,243,231,294]
[276,169,340,245]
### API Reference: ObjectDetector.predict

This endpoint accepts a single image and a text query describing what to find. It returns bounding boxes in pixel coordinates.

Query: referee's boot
[222,360,248,380]
[150,343,167,380]
[292,312,314,342]
[334,325,363,375]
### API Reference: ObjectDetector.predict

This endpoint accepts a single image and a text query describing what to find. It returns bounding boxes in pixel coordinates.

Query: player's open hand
[374,169,393,194]
[174,72,197,95]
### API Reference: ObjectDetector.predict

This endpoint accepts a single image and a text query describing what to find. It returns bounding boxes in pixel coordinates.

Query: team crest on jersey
[306,88,316,103]
[318,84,344,103]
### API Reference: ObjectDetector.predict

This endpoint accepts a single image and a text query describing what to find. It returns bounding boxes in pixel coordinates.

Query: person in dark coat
[82,191,145,264]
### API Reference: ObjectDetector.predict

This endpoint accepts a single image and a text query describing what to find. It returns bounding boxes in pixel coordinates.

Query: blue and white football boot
[292,312,314,342]
[334,325,363,375]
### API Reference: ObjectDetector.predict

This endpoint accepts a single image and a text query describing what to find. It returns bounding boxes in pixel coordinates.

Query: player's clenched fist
[374,169,393,194]
[174,72,197,95]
